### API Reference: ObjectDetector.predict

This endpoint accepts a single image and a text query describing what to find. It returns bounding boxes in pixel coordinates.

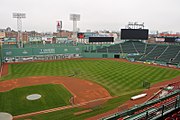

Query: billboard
[89,37,114,42]
[159,33,180,37]
[42,36,53,41]
[4,38,17,42]
[57,21,62,31]
[77,33,85,39]
[164,37,176,42]
[175,38,180,42]
[55,37,68,43]
[121,29,149,40]
[29,36,42,42]
[155,38,165,42]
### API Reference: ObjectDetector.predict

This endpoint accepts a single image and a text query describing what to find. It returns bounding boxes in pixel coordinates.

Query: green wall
[82,53,115,58]
[2,46,83,57]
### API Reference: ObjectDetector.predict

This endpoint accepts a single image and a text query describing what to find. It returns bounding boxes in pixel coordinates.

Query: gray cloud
[0,0,180,32]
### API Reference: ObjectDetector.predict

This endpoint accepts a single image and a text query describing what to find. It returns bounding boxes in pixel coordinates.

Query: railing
[100,90,180,120]
[172,50,180,62]
[157,45,169,59]
[132,42,139,54]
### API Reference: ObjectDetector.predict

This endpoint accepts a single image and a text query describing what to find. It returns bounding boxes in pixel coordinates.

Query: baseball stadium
[0,24,180,120]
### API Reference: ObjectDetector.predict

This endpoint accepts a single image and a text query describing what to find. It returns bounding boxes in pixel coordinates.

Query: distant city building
[28,36,42,42]
[42,36,53,44]
[24,31,41,37]
[3,37,17,44]
[22,32,29,43]
[53,30,73,39]
[0,32,6,43]
[0,27,12,32]
[53,37,68,43]
[6,27,11,32]
[0,32,6,39]
[158,33,180,37]
[5,31,18,40]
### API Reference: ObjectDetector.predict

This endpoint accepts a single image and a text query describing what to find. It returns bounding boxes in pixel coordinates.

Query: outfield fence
[2,45,83,62]
[1,44,180,68]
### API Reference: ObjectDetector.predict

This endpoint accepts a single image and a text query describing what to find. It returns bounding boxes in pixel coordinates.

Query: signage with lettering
[6,51,12,55]
[39,49,55,54]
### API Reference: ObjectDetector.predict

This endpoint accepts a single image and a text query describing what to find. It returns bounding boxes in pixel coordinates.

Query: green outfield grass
[1,59,180,96]
[1,59,180,119]
[0,84,72,115]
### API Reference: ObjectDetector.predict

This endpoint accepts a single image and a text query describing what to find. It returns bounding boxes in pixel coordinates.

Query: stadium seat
[165,117,172,120]
[117,118,124,120]
[172,113,178,120]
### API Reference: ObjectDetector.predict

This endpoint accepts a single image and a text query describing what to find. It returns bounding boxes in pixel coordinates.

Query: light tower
[126,22,144,29]
[13,13,26,48]
[70,14,80,41]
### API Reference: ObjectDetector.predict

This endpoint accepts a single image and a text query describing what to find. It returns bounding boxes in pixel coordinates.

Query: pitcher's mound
[26,94,42,100]
[0,112,13,120]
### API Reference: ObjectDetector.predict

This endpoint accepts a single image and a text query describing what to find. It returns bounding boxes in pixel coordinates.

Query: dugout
[114,54,120,58]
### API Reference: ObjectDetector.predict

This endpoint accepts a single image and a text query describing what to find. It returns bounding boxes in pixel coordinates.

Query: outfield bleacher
[141,45,168,61]
[144,44,157,54]
[157,45,180,63]
[172,51,180,64]
[108,44,122,53]
[121,41,137,53]
[133,41,146,53]
[97,48,108,53]
[88,41,146,54]
[89,41,180,65]
[132,55,143,61]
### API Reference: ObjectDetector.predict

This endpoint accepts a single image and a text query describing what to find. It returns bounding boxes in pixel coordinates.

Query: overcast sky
[0,0,180,33]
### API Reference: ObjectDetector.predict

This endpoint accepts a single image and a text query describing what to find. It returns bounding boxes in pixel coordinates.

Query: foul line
[13,96,112,119]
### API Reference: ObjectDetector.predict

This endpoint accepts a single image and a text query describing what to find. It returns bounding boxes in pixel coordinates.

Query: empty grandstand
[101,88,180,120]
[86,41,180,66]
[1,40,180,67]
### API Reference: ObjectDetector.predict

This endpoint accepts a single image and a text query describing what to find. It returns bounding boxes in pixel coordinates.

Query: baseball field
[0,84,72,115]
[0,58,180,120]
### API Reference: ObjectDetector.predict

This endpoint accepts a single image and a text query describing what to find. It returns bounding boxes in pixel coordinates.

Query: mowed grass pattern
[2,59,180,96]
[0,84,72,115]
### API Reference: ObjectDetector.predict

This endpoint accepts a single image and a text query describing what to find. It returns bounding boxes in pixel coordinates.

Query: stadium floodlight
[13,13,26,32]
[70,14,80,41]
[127,22,145,29]
[13,13,26,19]
[70,14,80,21]
[13,12,26,48]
